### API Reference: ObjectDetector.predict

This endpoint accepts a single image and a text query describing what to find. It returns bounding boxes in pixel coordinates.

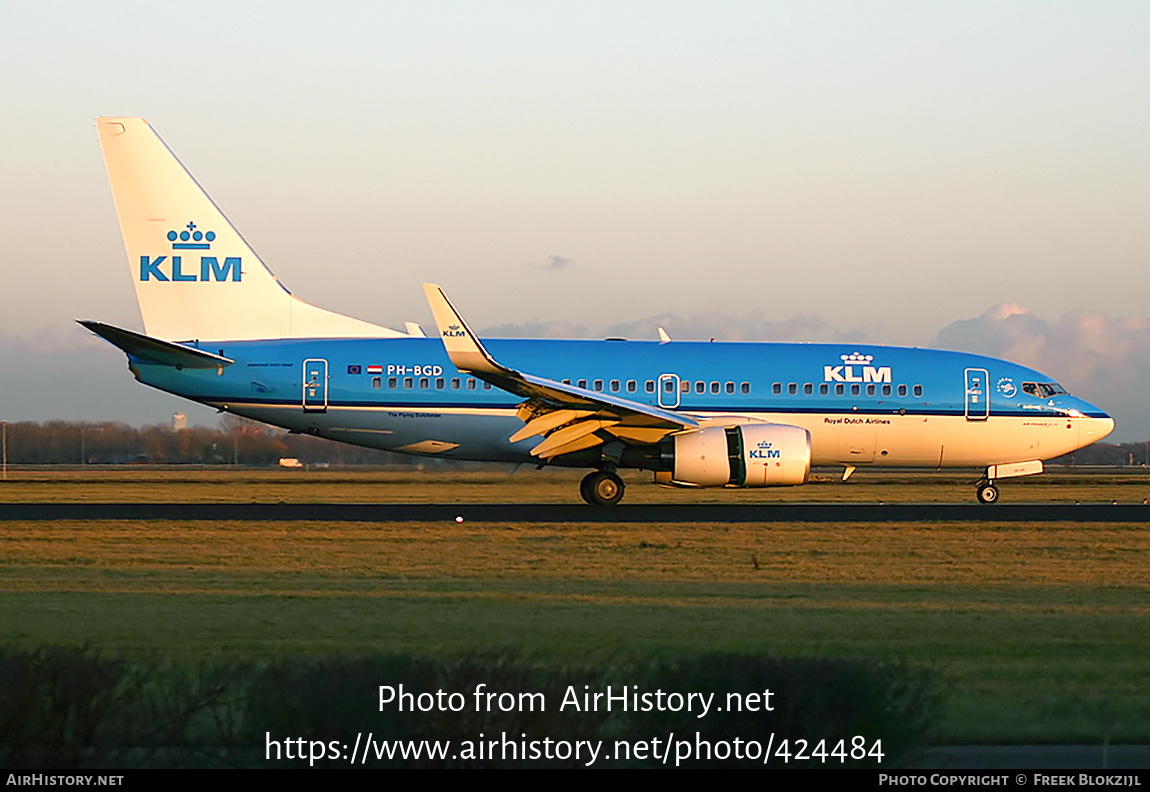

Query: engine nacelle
[661,424,811,487]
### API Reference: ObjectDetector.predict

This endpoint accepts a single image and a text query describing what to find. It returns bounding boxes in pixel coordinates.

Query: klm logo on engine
[824,352,891,384]
[139,222,242,282]
[749,441,781,459]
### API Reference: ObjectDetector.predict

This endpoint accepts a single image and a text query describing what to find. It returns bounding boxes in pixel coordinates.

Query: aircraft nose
[1082,414,1115,443]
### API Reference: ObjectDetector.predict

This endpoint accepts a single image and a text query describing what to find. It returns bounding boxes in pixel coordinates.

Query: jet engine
[659,424,811,487]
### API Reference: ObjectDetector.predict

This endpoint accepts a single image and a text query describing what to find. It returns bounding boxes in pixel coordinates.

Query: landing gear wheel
[975,482,1000,504]
[580,471,625,506]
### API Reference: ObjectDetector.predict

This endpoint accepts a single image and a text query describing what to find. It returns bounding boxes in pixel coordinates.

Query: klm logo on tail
[139,221,242,282]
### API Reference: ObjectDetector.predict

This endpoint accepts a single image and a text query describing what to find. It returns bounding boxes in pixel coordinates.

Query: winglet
[422,283,502,375]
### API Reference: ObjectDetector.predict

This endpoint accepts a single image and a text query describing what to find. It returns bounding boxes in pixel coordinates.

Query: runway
[3,502,1148,522]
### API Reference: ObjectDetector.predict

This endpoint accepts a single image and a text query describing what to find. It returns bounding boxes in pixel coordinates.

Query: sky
[2,1,1148,439]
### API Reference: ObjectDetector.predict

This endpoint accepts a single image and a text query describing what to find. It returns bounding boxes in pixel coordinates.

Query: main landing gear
[975,479,1000,504]
[580,470,625,506]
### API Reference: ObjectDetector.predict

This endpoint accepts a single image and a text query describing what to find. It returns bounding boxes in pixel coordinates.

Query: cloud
[935,304,1150,440]
[481,308,880,343]
[546,255,573,270]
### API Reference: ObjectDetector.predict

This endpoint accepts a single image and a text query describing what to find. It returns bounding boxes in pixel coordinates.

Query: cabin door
[303,359,329,412]
[964,368,989,421]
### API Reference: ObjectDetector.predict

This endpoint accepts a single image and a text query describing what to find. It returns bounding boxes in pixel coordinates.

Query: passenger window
[819,383,829,395]
[835,384,844,396]
[467,378,476,390]
[388,377,397,389]
[610,380,620,392]
[741,382,750,394]
[787,383,797,395]
[419,377,429,389]
[578,379,587,389]
[725,382,735,394]
[680,380,690,393]
[436,378,444,389]
[483,381,492,390]
[372,377,382,389]
[696,381,705,394]
[897,384,907,397]
[851,384,860,396]
[404,377,413,389]
[913,384,923,397]
[627,380,637,393]
[663,379,674,393]
[866,384,875,396]
[803,383,813,395]
[706,381,716,394]
[772,383,782,394]
[451,378,461,390]
[562,379,571,385]
[882,385,891,396]
[646,380,656,393]
[593,380,604,392]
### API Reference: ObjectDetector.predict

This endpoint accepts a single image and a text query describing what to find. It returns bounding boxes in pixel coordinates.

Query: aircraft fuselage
[131,336,1113,470]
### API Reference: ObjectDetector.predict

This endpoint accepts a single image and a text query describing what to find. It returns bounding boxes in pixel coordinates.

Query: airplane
[85,117,1115,506]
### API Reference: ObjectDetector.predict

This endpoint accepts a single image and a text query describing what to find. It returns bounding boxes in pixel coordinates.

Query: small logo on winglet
[443,324,466,338]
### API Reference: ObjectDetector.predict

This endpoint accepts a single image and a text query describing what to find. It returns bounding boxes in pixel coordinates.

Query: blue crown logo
[168,221,216,250]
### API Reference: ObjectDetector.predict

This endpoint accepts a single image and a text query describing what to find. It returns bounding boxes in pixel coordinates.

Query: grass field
[3,464,1150,503]
[1,467,1148,746]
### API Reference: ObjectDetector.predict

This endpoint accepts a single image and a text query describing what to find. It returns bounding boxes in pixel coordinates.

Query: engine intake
[660,424,811,487]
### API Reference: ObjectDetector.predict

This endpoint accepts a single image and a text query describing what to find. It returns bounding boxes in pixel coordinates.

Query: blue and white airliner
[85,118,1114,505]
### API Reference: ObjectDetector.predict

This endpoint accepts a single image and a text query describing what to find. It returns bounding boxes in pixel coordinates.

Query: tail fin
[96,118,404,342]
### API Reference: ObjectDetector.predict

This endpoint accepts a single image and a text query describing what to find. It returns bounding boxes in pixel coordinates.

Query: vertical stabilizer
[96,118,404,341]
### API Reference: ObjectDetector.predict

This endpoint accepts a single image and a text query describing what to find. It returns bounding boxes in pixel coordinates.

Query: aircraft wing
[423,283,697,459]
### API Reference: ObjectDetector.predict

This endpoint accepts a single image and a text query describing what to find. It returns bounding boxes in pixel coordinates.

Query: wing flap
[509,408,597,443]
[531,419,618,459]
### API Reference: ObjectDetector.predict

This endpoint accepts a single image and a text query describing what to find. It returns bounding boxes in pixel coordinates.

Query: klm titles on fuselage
[139,222,242,282]
[823,352,891,384]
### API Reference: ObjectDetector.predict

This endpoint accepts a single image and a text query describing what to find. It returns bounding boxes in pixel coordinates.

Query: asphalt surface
[3,502,1148,522]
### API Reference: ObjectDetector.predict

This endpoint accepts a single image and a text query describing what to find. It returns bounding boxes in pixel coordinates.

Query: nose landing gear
[975,479,1000,504]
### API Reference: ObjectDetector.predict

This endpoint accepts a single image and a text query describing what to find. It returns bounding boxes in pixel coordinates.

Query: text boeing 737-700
[84,118,1114,505]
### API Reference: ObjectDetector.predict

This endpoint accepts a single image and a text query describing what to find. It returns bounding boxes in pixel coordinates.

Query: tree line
[0,419,412,466]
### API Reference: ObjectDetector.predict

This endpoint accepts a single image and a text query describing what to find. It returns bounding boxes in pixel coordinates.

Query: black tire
[581,471,625,506]
[976,483,999,504]
[579,472,596,504]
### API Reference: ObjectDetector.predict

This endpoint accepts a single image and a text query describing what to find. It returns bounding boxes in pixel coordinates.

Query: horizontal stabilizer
[79,320,234,369]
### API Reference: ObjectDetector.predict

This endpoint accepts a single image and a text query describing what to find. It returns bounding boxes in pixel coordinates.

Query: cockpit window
[1021,382,1068,398]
